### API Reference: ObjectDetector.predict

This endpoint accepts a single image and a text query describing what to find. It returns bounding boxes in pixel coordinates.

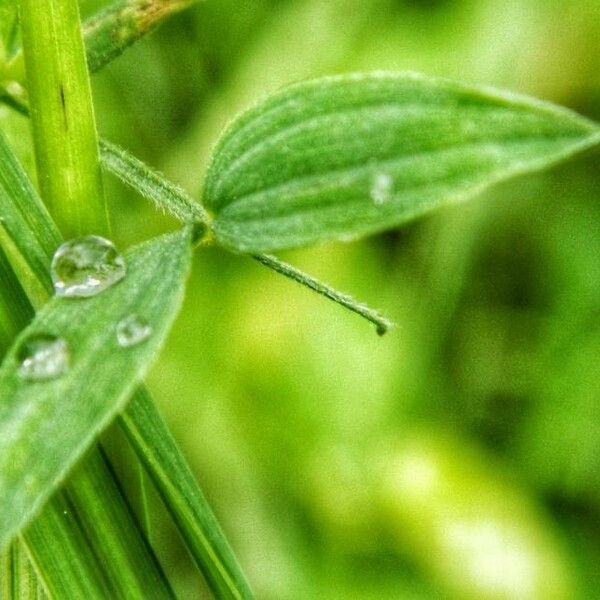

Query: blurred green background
[4,0,600,597]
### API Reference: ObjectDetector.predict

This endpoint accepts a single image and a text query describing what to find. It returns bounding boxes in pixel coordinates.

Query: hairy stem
[253,254,393,335]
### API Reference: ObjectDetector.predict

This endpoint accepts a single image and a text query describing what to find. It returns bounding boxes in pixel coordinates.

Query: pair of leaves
[0,68,598,590]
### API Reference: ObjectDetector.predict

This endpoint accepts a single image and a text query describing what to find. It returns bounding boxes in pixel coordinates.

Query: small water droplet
[116,315,152,348]
[370,173,393,206]
[51,235,126,298]
[17,334,70,381]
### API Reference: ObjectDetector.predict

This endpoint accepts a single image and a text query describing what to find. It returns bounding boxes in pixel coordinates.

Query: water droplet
[51,235,126,298]
[116,315,152,348]
[370,173,393,206]
[17,333,70,381]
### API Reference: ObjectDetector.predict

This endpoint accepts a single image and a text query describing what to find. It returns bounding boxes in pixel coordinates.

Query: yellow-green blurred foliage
[10,0,600,597]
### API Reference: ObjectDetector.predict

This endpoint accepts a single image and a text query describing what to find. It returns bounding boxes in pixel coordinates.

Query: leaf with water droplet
[17,333,70,381]
[203,72,600,253]
[370,172,393,206]
[116,315,152,348]
[0,227,192,551]
[51,235,126,298]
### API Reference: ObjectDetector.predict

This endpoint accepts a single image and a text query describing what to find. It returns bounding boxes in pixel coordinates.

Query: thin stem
[19,0,108,238]
[99,139,209,225]
[97,140,391,334]
[0,98,391,337]
[253,253,393,335]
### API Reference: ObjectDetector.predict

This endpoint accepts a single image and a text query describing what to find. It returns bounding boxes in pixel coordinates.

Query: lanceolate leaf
[203,72,600,253]
[0,226,192,550]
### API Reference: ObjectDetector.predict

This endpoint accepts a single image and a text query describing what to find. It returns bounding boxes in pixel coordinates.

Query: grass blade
[0,226,193,551]
[64,449,174,599]
[0,234,175,598]
[0,542,46,600]
[22,494,111,598]
[203,72,600,252]
[122,388,254,599]
[0,269,111,599]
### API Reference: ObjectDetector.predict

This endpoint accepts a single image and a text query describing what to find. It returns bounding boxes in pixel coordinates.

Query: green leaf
[203,72,600,253]
[0,226,192,551]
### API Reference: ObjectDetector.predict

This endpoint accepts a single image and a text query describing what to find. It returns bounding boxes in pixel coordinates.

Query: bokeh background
[4,0,600,597]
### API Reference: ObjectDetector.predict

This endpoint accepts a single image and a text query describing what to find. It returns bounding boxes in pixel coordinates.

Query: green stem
[19,0,108,238]
[253,254,394,335]
[98,140,392,334]
[99,139,209,225]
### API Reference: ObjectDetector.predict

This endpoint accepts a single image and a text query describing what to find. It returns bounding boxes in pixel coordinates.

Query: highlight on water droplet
[17,333,70,381]
[370,172,393,206]
[116,315,152,348]
[51,235,126,298]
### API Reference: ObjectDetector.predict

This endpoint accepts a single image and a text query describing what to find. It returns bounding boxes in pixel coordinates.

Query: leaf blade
[0,226,192,550]
[203,72,600,252]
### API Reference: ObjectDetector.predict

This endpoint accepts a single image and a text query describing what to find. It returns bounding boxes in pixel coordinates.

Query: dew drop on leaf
[51,235,126,298]
[116,315,152,348]
[370,173,393,206]
[17,333,70,381]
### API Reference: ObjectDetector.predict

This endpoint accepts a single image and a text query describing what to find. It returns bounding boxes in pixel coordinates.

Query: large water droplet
[17,333,70,381]
[116,315,152,348]
[370,173,393,206]
[51,235,126,298]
